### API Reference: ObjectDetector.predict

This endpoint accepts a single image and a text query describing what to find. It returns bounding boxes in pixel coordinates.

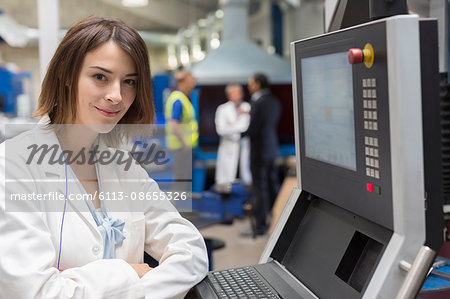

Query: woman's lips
[96,107,120,117]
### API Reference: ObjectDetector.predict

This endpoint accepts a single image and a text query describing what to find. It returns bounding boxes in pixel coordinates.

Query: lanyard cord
[57,153,68,271]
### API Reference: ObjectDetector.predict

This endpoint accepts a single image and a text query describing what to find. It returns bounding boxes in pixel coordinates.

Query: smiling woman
[75,41,137,126]
[0,16,208,299]
[35,16,154,127]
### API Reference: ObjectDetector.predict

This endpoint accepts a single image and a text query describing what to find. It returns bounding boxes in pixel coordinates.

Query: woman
[0,16,208,298]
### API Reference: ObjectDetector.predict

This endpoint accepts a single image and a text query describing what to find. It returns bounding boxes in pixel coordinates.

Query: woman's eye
[93,74,106,81]
[124,79,136,86]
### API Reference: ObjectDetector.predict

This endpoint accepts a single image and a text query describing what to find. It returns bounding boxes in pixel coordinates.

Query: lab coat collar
[33,116,131,221]
[28,119,102,234]
[34,116,109,179]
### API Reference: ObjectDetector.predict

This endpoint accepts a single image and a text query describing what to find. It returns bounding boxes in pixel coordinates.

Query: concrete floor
[199,217,269,271]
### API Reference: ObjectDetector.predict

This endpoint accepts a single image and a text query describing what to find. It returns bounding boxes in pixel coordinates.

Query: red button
[366,183,374,192]
[348,48,363,64]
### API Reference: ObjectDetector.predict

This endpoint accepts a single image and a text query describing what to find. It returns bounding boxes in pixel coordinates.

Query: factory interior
[1,0,450,298]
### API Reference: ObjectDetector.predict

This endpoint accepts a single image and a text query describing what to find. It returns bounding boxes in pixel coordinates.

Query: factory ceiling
[1,0,220,33]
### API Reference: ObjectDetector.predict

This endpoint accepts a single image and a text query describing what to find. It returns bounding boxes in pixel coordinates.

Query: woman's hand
[128,263,153,278]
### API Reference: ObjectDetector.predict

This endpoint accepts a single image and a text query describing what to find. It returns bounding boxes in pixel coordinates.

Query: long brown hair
[35,16,154,126]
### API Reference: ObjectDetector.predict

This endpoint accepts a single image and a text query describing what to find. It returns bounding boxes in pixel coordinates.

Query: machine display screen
[301,52,356,171]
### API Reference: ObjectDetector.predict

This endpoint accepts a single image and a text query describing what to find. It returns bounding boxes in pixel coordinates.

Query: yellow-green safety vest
[164,90,199,151]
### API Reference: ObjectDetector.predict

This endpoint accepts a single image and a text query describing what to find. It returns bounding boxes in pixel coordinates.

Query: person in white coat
[215,84,252,185]
[0,16,208,299]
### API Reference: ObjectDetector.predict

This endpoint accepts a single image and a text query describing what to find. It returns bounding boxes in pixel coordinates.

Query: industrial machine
[195,13,444,299]
[0,66,32,117]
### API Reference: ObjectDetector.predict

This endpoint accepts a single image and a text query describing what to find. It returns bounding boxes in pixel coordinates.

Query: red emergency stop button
[348,43,374,68]
[348,48,363,64]
[366,183,374,192]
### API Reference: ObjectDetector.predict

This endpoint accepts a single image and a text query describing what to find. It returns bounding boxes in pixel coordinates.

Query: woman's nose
[105,81,122,104]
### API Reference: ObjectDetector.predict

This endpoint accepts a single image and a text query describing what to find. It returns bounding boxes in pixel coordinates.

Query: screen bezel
[293,27,394,230]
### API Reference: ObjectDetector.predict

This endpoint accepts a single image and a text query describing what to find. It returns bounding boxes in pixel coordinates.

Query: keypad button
[373,122,378,131]
[374,148,379,157]
[373,138,379,147]
[363,89,367,98]
[373,111,378,120]
[372,100,377,109]
[363,79,367,87]
[372,89,377,98]
[371,78,376,87]
[375,170,380,179]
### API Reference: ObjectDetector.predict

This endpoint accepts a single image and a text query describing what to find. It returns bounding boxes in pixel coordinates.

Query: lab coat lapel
[35,126,100,234]
[42,160,100,235]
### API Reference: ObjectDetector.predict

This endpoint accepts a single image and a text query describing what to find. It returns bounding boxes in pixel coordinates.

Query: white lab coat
[0,124,208,299]
[215,101,251,185]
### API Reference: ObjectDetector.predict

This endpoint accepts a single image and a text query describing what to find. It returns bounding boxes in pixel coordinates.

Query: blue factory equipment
[0,66,32,117]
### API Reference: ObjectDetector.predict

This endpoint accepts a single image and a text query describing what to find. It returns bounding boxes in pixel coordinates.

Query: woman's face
[74,40,137,130]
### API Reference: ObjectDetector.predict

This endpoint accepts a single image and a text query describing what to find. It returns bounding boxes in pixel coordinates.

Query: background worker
[244,73,281,236]
[215,84,252,186]
[164,70,199,194]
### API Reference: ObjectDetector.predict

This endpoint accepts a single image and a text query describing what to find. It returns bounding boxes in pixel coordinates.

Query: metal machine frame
[196,14,441,299]
[262,15,435,298]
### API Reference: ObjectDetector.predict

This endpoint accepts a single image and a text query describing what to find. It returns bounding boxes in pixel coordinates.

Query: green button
[374,185,381,195]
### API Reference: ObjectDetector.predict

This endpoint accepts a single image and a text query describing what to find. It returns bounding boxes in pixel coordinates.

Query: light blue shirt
[70,162,126,259]
[85,202,126,259]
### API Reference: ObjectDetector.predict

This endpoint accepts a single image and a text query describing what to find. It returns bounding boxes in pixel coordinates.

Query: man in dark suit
[244,73,281,236]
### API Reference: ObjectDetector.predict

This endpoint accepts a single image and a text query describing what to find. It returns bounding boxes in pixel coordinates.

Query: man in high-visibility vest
[165,70,199,195]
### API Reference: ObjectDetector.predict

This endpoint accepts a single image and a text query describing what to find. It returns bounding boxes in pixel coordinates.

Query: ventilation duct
[191,0,291,85]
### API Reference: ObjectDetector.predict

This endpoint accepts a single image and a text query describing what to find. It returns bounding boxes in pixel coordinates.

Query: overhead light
[180,45,190,65]
[121,0,148,7]
[215,9,224,19]
[197,19,207,27]
[192,44,205,61]
[210,32,220,49]
[210,38,220,49]
[167,44,178,69]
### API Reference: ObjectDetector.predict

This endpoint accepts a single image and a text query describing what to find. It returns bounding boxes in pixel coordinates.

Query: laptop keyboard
[207,266,281,298]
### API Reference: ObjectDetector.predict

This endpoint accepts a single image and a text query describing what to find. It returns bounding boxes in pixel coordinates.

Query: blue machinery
[0,66,32,116]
